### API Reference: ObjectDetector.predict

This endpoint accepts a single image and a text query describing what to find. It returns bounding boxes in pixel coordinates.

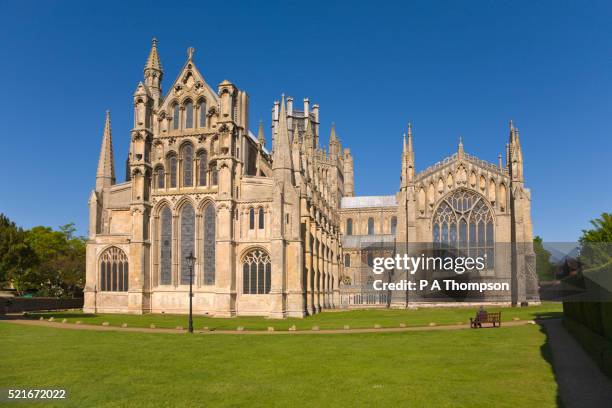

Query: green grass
[0,323,558,407]
[25,302,562,331]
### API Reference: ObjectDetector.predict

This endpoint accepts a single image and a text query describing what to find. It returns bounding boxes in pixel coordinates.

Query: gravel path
[0,316,531,335]
[539,319,612,408]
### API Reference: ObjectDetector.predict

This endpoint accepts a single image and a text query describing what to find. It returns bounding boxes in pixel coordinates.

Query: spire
[143,38,163,101]
[509,119,516,144]
[96,111,116,191]
[272,95,293,180]
[257,120,265,146]
[144,38,163,73]
[407,122,413,152]
[330,122,338,142]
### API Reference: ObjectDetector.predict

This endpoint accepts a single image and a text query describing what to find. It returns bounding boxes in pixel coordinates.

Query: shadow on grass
[538,320,565,408]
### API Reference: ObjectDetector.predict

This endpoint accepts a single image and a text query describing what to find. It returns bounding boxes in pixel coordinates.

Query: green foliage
[533,236,554,281]
[579,213,612,271]
[0,213,85,297]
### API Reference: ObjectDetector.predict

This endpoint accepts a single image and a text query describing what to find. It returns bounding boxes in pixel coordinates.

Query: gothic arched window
[168,155,177,188]
[179,203,195,284]
[202,203,216,285]
[346,218,353,236]
[156,166,165,189]
[198,99,207,128]
[249,208,255,230]
[344,253,351,268]
[185,100,194,128]
[99,246,128,292]
[182,144,193,187]
[242,249,271,294]
[390,217,397,234]
[367,218,375,235]
[197,150,207,186]
[172,104,180,130]
[258,207,265,229]
[159,206,172,285]
[211,167,218,185]
[432,189,495,267]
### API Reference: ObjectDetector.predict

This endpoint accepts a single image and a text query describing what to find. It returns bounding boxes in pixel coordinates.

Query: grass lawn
[24,302,562,331]
[0,323,558,407]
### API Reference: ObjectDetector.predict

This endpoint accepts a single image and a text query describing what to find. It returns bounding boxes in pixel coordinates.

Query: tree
[534,236,554,281]
[25,226,86,298]
[0,214,38,294]
[579,213,612,272]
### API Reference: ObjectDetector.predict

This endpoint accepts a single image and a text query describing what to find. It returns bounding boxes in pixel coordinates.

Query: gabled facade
[85,40,346,317]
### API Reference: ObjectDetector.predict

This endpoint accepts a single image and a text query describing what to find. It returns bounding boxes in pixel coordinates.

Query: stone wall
[0,297,83,314]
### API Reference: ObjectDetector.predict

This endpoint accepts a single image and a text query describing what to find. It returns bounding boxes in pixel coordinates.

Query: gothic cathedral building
[85,40,539,318]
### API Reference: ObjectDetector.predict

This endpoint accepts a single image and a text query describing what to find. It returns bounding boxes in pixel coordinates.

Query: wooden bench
[470,311,501,328]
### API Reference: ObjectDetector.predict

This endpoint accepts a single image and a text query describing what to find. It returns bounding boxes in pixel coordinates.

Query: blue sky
[1,0,610,241]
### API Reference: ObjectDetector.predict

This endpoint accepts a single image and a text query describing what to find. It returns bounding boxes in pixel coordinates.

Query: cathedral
[84,40,539,318]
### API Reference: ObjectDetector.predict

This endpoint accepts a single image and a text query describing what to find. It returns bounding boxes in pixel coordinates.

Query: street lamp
[186,251,196,334]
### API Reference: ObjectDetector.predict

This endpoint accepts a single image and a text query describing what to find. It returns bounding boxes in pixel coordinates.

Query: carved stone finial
[187,47,195,60]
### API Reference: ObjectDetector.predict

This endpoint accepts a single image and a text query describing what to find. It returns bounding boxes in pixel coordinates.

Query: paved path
[539,319,612,408]
[0,316,532,335]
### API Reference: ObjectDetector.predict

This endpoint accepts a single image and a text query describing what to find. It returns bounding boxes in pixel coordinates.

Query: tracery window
[180,203,195,285]
[202,203,216,285]
[99,246,128,292]
[344,253,351,268]
[197,151,207,186]
[346,218,353,236]
[242,249,271,294]
[185,100,194,128]
[172,104,180,130]
[432,189,494,268]
[182,144,193,187]
[198,99,207,127]
[367,218,375,235]
[390,217,397,234]
[159,206,172,285]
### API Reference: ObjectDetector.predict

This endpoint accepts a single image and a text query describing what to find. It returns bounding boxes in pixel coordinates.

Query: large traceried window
[180,203,195,285]
[346,218,353,236]
[185,101,194,128]
[432,189,494,268]
[159,206,172,285]
[182,144,193,187]
[202,203,216,285]
[172,104,180,130]
[242,249,271,294]
[197,150,207,186]
[99,246,128,292]
[198,99,207,127]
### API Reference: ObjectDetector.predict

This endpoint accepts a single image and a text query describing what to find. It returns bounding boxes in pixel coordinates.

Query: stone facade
[85,40,539,318]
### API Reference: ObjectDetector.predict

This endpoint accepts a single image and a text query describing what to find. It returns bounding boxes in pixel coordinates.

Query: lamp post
[186,251,196,334]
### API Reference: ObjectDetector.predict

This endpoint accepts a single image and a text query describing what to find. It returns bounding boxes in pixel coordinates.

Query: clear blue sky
[1,0,610,241]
